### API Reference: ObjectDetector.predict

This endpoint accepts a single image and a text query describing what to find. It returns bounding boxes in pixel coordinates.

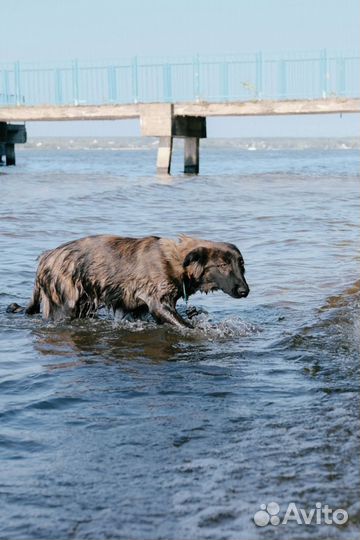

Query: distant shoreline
[18,136,360,151]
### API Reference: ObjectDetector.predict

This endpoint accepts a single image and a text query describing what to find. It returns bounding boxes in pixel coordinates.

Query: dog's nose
[237,286,249,298]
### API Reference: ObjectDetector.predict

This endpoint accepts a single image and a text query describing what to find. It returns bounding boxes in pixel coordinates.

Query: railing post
[193,54,200,101]
[256,51,263,99]
[278,59,286,99]
[132,56,139,103]
[220,61,229,101]
[14,61,21,105]
[162,63,172,102]
[336,56,346,97]
[54,69,62,105]
[2,70,10,105]
[320,49,328,98]
[72,59,80,105]
[108,66,117,103]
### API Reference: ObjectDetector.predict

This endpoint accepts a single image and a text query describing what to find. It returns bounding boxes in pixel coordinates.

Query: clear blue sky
[1,0,359,137]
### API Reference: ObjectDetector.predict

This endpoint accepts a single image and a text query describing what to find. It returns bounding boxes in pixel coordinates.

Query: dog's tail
[25,280,41,315]
[7,280,41,315]
[6,302,25,313]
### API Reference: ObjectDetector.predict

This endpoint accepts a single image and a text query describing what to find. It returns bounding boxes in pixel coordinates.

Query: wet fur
[25,234,249,328]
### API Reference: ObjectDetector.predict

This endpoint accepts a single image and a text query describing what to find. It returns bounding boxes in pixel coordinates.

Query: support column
[0,123,26,166]
[157,136,173,175]
[184,137,199,174]
[173,116,206,176]
[5,143,15,166]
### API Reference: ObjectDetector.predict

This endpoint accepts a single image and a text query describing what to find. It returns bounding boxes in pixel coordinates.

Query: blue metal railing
[0,50,359,107]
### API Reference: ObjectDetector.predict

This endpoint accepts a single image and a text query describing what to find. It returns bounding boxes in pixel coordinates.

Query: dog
[21,234,249,328]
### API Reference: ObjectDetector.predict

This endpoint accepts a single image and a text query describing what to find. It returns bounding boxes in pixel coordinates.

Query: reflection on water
[0,139,359,539]
[32,312,261,369]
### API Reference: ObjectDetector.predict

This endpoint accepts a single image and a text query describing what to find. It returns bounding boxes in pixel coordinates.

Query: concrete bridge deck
[0,98,359,122]
[1,97,359,172]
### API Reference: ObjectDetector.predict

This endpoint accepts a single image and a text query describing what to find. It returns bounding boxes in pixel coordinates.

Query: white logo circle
[270,515,280,526]
[267,501,280,515]
[253,510,270,527]
[332,509,348,525]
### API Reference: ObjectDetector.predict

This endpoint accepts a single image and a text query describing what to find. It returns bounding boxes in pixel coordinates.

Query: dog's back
[26,235,164,319]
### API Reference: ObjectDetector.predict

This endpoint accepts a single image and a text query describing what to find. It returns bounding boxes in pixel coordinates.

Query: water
[0,138,359,540]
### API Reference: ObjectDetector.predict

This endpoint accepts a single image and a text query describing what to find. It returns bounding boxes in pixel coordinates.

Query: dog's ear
[183,247,209,280]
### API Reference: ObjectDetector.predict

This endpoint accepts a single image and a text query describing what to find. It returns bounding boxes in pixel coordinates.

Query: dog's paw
[186,305,207,319]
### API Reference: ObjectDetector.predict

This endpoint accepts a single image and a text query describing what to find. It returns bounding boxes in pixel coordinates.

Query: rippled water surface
[0,138,359,539]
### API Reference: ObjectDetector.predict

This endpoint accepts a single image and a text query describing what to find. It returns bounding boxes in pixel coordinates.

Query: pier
[0,50,359,173]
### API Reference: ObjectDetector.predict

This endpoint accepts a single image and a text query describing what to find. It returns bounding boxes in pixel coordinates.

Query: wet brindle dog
[11,235,249,328]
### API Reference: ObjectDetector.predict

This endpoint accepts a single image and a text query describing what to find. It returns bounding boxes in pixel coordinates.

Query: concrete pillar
[173,116,206,176]
[0,123,26,166]
[184,137,199,174]
[5,143,15,166]
[157,136,173,175]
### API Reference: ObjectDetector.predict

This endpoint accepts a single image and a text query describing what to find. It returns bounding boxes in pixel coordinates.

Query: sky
[1,0,359,137]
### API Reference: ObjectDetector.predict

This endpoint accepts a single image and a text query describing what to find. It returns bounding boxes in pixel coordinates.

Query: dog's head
[183,241,249,299]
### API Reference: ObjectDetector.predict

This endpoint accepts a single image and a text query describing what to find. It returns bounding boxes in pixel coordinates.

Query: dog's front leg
[149,302,193,329]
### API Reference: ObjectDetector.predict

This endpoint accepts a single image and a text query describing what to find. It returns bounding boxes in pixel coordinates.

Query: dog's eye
[217,263,229,271]
[205,263,229,272]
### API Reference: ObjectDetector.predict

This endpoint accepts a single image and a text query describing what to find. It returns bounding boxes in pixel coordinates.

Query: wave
[272,280,360,382]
